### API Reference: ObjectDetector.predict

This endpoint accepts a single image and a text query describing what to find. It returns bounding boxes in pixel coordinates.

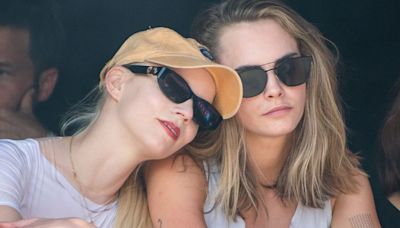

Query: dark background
[39,0,399,158]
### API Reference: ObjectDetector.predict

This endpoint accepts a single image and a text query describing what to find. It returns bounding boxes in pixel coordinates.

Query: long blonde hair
[61,79,151,227]
[191,0,361,221]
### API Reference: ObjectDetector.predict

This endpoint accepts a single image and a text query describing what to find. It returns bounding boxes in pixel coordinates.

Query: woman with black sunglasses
[0,27,242,227]
[146,0,380,227]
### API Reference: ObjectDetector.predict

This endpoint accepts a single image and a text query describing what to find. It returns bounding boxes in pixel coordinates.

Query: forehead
[218,19,299,68]
[173,67,216,102]
[173,68,214,89]
[0,27,31,65]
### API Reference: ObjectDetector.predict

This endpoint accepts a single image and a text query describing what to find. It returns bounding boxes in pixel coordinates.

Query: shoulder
[145,153,208,227]
[0,138,40,153]
[145,153,207,197]
[0,139,40,216]
[331,173,381,228]
[0,138,41,166]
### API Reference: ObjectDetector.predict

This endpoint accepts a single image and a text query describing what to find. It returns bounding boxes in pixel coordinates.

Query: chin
[146,147,174,160]
[255,125,298,138]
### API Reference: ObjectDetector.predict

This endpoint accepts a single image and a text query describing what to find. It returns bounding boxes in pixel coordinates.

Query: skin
[146,19,380,228]
[388,191,400,210]
[0,27,58,139]
[0,66,216,226]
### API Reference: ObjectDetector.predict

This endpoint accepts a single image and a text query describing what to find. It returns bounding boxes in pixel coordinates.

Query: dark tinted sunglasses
[123,65,222,130]
[236,56,312,98]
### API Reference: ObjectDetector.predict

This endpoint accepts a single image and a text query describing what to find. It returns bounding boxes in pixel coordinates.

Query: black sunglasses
[123,65,222,130]
[236,56,312,98]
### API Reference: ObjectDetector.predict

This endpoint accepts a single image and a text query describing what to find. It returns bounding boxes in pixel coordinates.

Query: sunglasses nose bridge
[264,65,279,77]
[262,69,284,98]
[262,67,279,85]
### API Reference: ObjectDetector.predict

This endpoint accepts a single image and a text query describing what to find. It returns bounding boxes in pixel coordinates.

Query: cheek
[185,124,198,142]
[117,85,161,123]
[292,85,307,111]
[236,99,258,126]
[0,81,29,110]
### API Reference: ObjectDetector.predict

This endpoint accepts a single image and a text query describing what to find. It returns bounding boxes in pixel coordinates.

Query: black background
[39,0,399,157]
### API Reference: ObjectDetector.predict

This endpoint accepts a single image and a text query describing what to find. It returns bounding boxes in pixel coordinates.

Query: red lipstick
[159,120,180,140]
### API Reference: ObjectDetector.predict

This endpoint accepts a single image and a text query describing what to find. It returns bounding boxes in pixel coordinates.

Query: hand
[0,89,48,139]
[0,218,96,228]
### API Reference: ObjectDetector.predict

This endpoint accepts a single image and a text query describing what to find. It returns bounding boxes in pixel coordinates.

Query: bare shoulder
[331,173,381,228]
[145,153,207,190]
[145,154,208,228]
[0,205,22,221]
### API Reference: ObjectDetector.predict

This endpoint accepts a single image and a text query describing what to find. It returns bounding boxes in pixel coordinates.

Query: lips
[159,120,180,141]
[264,105,292,116]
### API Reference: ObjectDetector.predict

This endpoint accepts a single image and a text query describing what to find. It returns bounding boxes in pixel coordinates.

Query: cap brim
[148,55,242,119]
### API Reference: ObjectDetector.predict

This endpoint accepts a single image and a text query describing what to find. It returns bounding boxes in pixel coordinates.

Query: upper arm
[331,174,381,228]
[145,154,208,228]
[0,205,22,222]
[0,140,26,219]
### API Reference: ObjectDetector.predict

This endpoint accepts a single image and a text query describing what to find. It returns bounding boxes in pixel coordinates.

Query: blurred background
[38,0,399,154]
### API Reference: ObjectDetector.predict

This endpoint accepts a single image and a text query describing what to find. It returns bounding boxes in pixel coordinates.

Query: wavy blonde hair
[190,0,362,221]
[61,79,151,227]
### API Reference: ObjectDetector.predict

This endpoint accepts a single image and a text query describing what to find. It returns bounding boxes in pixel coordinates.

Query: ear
[37,68,58,102]
[104,66,129,101]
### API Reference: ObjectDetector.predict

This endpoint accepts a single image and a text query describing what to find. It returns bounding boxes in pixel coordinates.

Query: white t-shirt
[204,162,332,228]
[0,139,117,227]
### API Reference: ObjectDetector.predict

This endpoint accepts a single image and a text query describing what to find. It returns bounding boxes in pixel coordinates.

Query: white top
[0,139,117,227]
[204,162,332,228]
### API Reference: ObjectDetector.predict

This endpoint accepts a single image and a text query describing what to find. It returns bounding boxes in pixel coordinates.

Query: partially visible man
[0,0,64,139]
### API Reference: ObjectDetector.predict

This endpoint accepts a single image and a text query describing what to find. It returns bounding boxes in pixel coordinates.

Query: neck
[245,132,291,184]
[67,117,145,204]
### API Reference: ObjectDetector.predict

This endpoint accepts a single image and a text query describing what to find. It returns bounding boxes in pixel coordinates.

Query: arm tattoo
[349,213,374,228]
[157,218,162,228]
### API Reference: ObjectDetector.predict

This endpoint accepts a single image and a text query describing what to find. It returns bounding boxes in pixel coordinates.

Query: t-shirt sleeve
[0,140,28,213]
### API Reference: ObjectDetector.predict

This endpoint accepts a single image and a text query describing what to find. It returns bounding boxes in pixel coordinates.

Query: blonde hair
[191,0,361,221]
[61,78,151,227]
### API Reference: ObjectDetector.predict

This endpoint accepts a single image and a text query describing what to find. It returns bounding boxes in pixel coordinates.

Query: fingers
[18,88,35,115]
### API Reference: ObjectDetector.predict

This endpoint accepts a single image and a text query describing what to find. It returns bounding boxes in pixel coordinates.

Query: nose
[263,71,284,99]
[173,99,194,124]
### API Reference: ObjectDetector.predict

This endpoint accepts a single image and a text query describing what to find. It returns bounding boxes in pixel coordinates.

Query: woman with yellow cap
[0,27,242,227]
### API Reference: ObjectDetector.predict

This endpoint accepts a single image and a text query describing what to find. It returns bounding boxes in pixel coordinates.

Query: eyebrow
[235,52,299,70]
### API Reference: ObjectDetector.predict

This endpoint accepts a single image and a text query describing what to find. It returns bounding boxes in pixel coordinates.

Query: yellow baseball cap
[100,27,242,119]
